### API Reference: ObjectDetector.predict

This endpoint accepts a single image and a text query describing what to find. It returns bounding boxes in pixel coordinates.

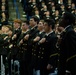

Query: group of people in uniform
[0,12,76,75]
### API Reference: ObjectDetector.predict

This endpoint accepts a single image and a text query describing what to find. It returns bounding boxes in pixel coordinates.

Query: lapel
[45,31,54,42]
[61,25,73,40]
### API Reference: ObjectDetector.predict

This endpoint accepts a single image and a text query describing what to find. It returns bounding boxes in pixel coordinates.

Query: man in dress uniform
[36,19,58,75]
[23,16,39,75]
[9,19,21,75]
[0,26,8,75]
[29,20,45,75]
[10,19,22,59]
[0,25,12,75]
[17,20,29,75]
[58,12,76,75]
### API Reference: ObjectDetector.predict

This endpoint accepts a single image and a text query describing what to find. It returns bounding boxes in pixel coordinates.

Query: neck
[39,29,44,32]
[46,29,52,33]
[22,30,26,33]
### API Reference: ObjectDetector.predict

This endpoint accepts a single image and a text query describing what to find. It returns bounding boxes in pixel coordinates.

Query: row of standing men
[0,16,58,75]
[0,12,76,75]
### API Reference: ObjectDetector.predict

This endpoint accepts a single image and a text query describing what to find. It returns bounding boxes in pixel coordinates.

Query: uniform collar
[45,31,53,36]
[64,25,71,31]
[31,25,37,30]
[22,29,29,33]
[61,25,71,34]
[39,30,44,34]
[15,27,20,30]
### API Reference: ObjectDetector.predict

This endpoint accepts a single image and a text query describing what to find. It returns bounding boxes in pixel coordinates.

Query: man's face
[14,22,20,29]
[21,23,28,30]
[29,18,36,27]
[1,26,9,33]
[38,21,44,31]
[44,22,50,32]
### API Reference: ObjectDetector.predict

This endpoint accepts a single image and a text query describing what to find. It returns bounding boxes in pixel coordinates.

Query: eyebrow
[30,19,33,21]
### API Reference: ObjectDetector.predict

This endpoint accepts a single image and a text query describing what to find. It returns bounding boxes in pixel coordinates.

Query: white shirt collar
[31,25,37,30]
[45,31,53,36]
[39,30,44,34]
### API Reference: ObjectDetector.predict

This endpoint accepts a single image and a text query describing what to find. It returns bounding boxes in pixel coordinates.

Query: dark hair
[63,12,76,25]
[44,19,55,29]
[22,20,29,25]
[31,16,39,24]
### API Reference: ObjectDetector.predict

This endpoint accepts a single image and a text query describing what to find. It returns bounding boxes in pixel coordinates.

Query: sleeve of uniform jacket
[48,36,58,69]
[58,30,76,75]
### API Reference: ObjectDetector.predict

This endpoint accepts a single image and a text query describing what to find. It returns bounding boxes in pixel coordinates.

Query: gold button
[39,52,41,53]
[32,49,34,51]
[41,57,43,59]
[34,54,36,56]
[38,56,40,58]
[42,48,44,50]
[42,52,44,54]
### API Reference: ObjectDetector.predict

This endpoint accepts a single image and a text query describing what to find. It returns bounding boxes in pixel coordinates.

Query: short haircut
[14,19,22,24]
[31,16,39,24]
[63,12,76,25]
[22,20,29,25]
[44,19,55,29]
